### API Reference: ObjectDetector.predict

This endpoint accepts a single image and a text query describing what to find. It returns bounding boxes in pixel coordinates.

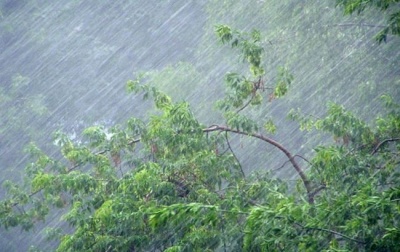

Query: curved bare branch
[203,125,313,203]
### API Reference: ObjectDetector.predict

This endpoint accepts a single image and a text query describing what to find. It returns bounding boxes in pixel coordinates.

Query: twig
[294,154,312,165]
[309,185,326,199]
[224,131,246,177]
[271,159,290,172]
[236,77,263,113]
[271,155,310,173]
[236,93,256,113]
[294,222,365,244]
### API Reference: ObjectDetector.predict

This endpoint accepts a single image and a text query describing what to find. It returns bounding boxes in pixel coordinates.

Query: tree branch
[331,23,387,28]
[236,92,256,113]
[236,77,263,113]
[203,125,313,203]
[294,222,365,244]
[371,138,400,155]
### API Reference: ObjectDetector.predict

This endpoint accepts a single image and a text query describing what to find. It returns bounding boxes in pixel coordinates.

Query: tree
[1,25,399,251]
[335,0,400,42]
[0,74,48,179]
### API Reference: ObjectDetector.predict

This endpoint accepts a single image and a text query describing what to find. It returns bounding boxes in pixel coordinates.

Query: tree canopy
[1,24,399,251]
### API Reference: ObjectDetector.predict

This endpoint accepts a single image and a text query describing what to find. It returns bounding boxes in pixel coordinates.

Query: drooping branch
[203,125,314,203]
[224,131,246,177]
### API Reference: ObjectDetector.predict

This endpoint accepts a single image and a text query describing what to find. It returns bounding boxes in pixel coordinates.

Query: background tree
[0,74,48,186]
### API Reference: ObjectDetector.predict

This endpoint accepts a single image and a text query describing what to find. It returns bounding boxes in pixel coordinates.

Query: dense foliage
[1,24,399,251]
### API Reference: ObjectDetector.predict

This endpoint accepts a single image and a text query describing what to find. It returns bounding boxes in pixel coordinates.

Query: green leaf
[264,119,277,134]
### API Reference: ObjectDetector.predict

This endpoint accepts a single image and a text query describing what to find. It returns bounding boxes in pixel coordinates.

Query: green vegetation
[335,0,400,42]
[1,0,399,251]
[1,23,399,251]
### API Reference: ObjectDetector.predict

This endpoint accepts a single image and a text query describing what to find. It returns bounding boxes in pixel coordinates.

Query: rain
[0,0,399,250]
